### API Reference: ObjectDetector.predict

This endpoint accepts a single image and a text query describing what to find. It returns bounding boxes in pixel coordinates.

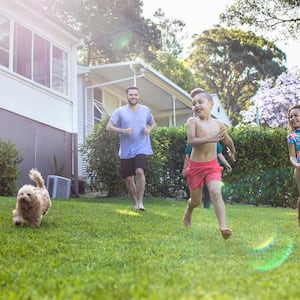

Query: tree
[186,27,286,125]
[140,9,197,93]
[151,9,187,58]
[38,0,162,65]
[240,67,300,128]
[220,0,300,40]
[150,53,199,93]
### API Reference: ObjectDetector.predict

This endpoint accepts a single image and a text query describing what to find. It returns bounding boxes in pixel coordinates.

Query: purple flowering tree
[240,67,300,128]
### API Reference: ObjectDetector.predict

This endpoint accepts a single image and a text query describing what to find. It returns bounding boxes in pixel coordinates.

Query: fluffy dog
[13,168,52,227]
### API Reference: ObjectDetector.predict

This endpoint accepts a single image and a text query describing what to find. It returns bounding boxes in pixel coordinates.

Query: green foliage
[80,120,187,198]
[229,127,289,181]
[80,122,297,207]
[225,126,289,182]
[220,0,300,40]
[80,118,125,197]
[150,53,199,93]
[1,197,300,299]
[38,0,162,65]
[147,126,187,197]
[223,168,297,207]
[0,139,23,196]
[187,27,286,125]
[222,126,297,207]
[151,8,186,57]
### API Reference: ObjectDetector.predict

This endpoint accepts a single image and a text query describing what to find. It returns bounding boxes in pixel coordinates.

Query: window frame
[0,14,10,68]
[0,11,69,96]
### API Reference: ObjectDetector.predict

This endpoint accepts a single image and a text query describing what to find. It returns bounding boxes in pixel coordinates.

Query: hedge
[80,119,297,207]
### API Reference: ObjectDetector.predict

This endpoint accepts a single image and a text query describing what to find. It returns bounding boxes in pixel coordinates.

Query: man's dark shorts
[120,154,147,178]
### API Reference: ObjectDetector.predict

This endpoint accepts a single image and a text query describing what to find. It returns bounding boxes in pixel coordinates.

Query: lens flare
[117,209,140,217]
[248,231,294,272]
[112,33,132,50]
[251,232,277,252]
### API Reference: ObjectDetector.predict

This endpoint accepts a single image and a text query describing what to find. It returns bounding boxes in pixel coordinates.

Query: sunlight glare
[112,33,132,50]
[248,231,294,272]
[117,209,141,216]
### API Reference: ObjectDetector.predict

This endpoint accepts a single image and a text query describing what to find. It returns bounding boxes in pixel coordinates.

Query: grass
[0,196,300,300]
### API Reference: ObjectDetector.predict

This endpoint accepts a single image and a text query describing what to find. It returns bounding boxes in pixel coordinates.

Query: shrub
[80,118,125,197]
[0,139,23,196]
[223,167,297,207]
[147,126,187,197]
[80,122,297,207]
[222,126,297,207]
[223,126,289,184]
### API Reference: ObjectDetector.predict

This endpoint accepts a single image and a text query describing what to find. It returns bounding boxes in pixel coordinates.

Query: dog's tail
[29,168,45,189]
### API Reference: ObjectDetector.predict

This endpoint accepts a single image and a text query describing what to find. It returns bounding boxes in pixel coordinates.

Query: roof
[211,94,232,127]
[79,60,232,127]
[12,0,84,41]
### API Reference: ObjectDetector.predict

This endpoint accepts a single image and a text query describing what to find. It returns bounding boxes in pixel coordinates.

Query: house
[0,0,83,189]
[0,1,231,192]
[76,61,231,178]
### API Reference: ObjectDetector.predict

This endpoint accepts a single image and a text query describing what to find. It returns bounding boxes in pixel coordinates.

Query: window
[93,89,108,124]
[0,14,9,68]
[94,88,102,101]
[94,102,102,124]
[5,18,69,95]
[13,23,32,79]
[52,46,68,94]
[34,34,50,87]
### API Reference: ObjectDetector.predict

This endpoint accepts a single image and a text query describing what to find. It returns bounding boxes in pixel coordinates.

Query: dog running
[13,168,52,227]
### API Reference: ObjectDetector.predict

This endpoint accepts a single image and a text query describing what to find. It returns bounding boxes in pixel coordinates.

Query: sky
[142,0,300,68]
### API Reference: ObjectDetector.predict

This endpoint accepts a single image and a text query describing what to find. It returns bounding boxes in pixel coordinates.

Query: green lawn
[0,196,299,300]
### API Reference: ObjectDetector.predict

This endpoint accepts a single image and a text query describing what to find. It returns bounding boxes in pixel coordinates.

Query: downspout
[172,95,176,127]
[71,39,84,197]
[84,83,89,141]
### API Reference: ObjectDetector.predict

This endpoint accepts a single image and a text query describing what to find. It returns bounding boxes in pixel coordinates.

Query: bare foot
[136,201,145,211]
[138,204,145,211]
[220,228,232,240]
[183,207,192,227]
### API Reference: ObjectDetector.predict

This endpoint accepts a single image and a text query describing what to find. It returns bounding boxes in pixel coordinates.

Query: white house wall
[0,1,82,188]
[86,90,95,137]
[76,79,99,178]
[0,3,79,133]
[0,70,74,132]
[77,75,85,144]
[103,90,121,115]
[76,75,85,178]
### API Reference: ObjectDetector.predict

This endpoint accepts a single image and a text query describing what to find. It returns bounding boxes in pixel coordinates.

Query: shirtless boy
[183,88,236,239]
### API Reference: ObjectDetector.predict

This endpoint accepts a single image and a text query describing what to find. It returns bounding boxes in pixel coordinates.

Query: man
[106,86,156,210]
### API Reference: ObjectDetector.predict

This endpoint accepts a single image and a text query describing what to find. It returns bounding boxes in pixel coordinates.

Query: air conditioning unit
[46,175,71,199]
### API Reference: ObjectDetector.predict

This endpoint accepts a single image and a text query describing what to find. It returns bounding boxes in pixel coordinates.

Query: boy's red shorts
[185,159,223,191]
